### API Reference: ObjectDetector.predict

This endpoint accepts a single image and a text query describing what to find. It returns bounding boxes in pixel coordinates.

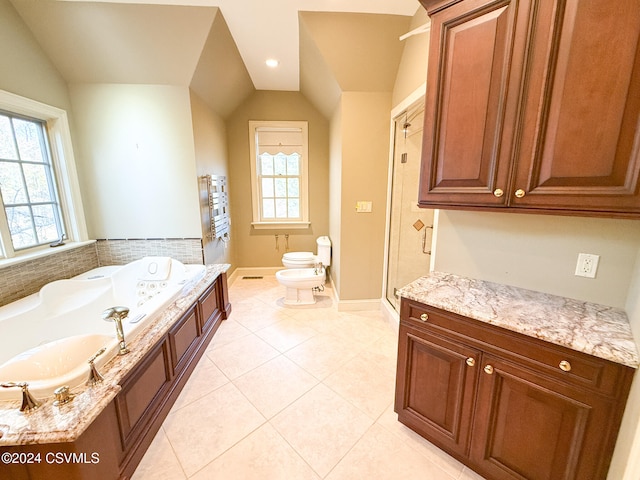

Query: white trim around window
[248,120,310,230]
[0,90,88,262]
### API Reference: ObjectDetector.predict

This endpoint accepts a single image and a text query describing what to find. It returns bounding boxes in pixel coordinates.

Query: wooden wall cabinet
[395,298,635,480]
[418,0,640,217]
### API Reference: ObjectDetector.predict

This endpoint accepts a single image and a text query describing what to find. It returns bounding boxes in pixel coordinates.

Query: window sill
[251,222,311,230]
[0,240,96,270]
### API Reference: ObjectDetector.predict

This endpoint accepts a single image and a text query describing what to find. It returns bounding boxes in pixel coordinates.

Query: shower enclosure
[385,101,433,311]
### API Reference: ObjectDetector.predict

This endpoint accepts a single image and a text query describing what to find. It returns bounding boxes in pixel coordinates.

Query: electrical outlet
[575,253,600,278]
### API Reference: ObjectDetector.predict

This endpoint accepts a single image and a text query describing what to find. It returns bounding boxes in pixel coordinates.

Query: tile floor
[132,275,486,480]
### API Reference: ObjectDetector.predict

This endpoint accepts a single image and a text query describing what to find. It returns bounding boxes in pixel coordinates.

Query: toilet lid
[283,251,314,261]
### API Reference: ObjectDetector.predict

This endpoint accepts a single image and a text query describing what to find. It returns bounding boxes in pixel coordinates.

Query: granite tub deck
[0,263,230,446]
[399,272,639,369]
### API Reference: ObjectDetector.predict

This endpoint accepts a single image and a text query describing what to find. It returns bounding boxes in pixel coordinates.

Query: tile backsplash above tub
[95,238,204,266]
[0,244,99,307]
[0,238,204,306]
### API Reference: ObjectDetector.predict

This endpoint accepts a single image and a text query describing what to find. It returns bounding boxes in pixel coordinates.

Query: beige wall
[190,90,234,267]
[226,91,329,268]
[69,83,201,239]
[334,92,392,302]
[392,7,429,106]
[0,0,71,110]
[434,210,640,308]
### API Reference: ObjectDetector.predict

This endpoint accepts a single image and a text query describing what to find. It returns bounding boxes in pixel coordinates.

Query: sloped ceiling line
[11,0,418,117]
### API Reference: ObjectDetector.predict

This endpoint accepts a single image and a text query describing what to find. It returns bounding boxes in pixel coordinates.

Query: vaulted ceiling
[10,0,420,117]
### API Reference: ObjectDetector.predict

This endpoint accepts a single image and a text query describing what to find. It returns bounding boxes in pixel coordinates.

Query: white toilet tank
[316,236,331,266]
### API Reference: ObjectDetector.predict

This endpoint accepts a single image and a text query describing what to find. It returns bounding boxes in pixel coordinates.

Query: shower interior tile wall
[0,239,204,306]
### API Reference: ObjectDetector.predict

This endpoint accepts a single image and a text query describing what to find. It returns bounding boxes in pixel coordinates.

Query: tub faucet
[86,347,107,385]
[0,382,41,413]
[102,306,130,355]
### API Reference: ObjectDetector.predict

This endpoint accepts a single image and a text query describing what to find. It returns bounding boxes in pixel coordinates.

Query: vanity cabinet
[417,0,640,217]
[395,298,635,480]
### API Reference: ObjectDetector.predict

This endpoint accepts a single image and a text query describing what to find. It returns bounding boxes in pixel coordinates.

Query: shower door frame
[381,85,438,317]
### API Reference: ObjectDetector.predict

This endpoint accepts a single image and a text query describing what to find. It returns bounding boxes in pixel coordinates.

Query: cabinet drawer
[401,299,631,397]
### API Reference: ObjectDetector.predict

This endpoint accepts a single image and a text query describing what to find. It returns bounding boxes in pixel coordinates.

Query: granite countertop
[0,264,229,446]
[399,272,640,369]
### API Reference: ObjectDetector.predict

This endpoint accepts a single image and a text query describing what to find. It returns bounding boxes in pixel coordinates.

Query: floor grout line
[132,275,477,480]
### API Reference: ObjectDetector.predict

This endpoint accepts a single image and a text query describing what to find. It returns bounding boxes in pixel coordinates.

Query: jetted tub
[0,257,206,402]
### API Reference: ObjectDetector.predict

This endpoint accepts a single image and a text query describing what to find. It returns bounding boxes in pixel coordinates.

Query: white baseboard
[324,273,386,312]
[337,299,382,311]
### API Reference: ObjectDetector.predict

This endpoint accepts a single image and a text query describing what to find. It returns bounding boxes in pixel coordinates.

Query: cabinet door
[512,0,640,214]
[418,0,530,207]
[471,354,617,480]
[168,306,200,375]
[395,323,481,457]
[198,280,221,335]
[116,339,172,451]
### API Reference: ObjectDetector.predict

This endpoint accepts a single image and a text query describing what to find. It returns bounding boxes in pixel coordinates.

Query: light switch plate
[356,201,372,213]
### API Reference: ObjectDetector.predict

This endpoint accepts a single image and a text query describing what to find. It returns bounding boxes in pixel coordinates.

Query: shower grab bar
[422,225,433,255]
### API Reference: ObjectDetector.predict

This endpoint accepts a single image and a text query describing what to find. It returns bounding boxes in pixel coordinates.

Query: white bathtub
[0,257,206,402]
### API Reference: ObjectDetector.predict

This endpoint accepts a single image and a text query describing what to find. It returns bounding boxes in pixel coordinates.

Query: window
[0,90,88,261]
[0,112,64,251]
[249,121,309,229]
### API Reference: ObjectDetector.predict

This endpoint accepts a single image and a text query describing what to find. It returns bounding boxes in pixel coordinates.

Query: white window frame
[249,120,310,229]
[0,90,89,263]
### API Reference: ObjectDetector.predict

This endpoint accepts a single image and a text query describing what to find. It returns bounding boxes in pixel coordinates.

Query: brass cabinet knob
[466,357,475,367]
[514,189,526,198]
[484,365,494,375]
[493,188,504,197]
[559,360,572,372]
[419,313,429,322]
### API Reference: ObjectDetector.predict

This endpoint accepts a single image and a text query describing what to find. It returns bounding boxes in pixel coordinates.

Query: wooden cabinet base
[395,298,635,480]
[0,273,229,480]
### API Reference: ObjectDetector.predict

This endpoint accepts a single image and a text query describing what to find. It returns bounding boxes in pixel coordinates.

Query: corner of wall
[608,247,640,480]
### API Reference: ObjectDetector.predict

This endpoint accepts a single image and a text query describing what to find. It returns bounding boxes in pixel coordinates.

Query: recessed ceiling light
[265,58,279,68]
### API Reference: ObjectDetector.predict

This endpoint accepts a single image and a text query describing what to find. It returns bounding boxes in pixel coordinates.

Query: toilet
[276,236,331,305]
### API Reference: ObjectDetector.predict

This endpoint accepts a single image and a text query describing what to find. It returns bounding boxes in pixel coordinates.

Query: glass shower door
[386,104,433,311]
